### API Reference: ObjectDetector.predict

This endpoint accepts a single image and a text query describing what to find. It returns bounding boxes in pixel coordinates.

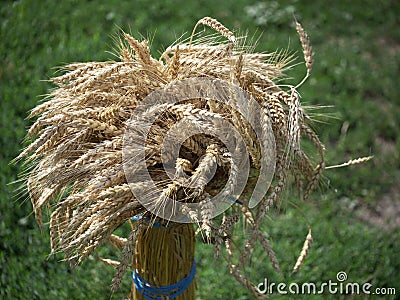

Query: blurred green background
[1,0,399,299]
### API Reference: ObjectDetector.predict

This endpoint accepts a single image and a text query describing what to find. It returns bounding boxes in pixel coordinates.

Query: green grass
[1,0,399,299]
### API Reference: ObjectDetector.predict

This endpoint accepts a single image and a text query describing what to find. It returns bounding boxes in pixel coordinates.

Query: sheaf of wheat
[17,17,326,299]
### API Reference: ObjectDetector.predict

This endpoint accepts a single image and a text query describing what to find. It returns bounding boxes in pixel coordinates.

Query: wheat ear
[111,224,141,292]
[325,156,373,169]
[293,228,312,273]
[190,17,236,46]
[295,19,313,88]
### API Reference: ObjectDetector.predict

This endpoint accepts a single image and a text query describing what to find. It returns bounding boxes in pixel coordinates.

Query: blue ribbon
[130,215,173,229]
[132,260,196,300]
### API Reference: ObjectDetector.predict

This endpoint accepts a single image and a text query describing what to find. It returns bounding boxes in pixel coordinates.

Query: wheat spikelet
[168,45,180,80]
[219,214,239,234]
[212,214,237,259]
[233,53,243,84]
[263,93,286,129]
[325,156,373,169]
[199,194,215,243]
[68,63,123,91]
[191,17,236,45]
[242,60,283,81]
[111,224,141,292]
[121,47,133,62]
[181,204,200,223]
[257,232,281,272]
[188,145,219,191]
[288,88,301,152]
[238,197,255,226]
[304,161,325,200]
[226,256,265,299]
[98,184,131,200]
[175,157,193,174]
[301,123,325,158]
[293,228,313,273]
[16,126,58,161]
[99,257,120,268]
[295,20,313,76]
[53,62,107,84]
[109,234,127,249]
[123,33,153,65]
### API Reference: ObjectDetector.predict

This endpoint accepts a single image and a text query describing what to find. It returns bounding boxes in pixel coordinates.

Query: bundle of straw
[17,17,326,299]
[133,220,195,300]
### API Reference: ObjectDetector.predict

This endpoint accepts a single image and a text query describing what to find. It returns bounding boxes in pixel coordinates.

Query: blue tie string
[132,260,196,300]
[131,215,175,229]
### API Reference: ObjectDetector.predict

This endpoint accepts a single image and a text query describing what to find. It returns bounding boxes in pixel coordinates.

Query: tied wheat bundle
[17,17,329,299]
